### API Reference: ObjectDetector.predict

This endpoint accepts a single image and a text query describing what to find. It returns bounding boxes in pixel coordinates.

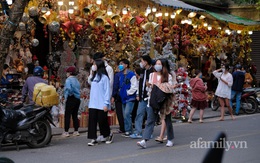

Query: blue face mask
[118,65,124,71]
[199,74,202,78]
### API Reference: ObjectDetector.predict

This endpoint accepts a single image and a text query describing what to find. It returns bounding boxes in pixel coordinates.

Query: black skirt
[191,99,208,110]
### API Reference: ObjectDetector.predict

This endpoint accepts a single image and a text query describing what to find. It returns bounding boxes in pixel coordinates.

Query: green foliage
[257,0,260,9]
[232,0,258,5]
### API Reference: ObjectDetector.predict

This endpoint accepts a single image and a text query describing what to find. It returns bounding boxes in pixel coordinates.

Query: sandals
[155,136,163,143]
[188,120,192,123]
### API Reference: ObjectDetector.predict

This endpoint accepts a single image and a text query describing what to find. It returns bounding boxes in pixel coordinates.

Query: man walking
[230,64,245,115]
[130,55,153,138]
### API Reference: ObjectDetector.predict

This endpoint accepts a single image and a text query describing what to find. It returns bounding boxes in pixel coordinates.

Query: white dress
[213,71,233,99]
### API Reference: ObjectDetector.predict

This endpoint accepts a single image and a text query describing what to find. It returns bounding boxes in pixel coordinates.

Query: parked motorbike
[244,87,260,112]
[0,99,55,150]
[210,88,258,114]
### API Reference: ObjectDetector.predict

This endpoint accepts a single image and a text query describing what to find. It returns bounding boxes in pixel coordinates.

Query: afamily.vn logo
[190,137,248,151]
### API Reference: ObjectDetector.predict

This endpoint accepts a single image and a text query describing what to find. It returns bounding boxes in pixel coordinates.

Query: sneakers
[96,135,106,142]
[137,140,146,149]
[61,132,69,137]
[73,131,80,136]
[105,133,114,144]
[130,133,142,139]
[88,139,98,146]
[122,132,130,137]
[166,140,174,147]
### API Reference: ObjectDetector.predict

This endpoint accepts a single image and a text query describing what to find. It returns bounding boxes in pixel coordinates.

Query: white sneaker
[137,140,146,149]
[96,135,106,142]
[105,133,114,144]
[166,140,174,147]
[73,131,80,136]
[61,132,69,137]
[88,139,98,146]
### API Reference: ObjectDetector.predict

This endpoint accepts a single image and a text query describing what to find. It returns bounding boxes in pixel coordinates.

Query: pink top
[190,77,207,101]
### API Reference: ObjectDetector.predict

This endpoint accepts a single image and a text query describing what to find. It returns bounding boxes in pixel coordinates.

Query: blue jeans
[122,102,135,133]
[134,100,148,135]
[230,90,242,114]
[142,106,156,140]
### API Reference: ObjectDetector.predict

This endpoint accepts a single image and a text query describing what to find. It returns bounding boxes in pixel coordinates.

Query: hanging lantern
[96,0,102,5]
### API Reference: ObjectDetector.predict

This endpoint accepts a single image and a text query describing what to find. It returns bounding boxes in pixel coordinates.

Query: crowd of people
[1,52,254,149]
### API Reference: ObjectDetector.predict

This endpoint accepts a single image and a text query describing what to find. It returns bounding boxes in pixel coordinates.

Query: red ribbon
[61,20,83,34]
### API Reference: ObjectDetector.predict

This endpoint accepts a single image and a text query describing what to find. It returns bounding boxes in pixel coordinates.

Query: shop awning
[206,11,260,31]
[153,0,205,12]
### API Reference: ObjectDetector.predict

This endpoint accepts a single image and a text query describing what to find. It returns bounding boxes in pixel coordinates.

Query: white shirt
[213,70,233,99]
[87,61,114,98]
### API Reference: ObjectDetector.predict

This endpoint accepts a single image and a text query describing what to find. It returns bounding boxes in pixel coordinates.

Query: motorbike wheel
[243,98,257,114]
[211,96,219,111]
[26,120,52,148]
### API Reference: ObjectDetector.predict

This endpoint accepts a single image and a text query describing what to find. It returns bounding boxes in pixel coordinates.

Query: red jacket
[190,78,207,101]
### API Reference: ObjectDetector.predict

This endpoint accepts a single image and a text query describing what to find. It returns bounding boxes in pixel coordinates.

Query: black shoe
[235,113,239,116]
[122,132,130,138]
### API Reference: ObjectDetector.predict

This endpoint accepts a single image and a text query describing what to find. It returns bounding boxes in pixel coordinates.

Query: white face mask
[66,72,70,77]
[24,67,28,73]
[154,65,162,72]
[222,68,225,72]
[91,65,97,72]
[139,62,144,69]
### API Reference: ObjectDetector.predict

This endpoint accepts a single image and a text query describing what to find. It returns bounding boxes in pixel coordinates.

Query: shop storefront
[1,0,260,124]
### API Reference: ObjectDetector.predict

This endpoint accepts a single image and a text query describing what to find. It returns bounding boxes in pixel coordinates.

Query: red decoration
[43,65,48,71]
[32,55,38,60]
[61,20,83,34]
[135,16,145,25]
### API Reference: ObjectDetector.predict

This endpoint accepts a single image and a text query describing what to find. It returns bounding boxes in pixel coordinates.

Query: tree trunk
[0,0,27,74]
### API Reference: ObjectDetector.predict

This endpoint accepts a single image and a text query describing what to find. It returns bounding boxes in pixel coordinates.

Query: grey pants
[165,113,174,141]
[143,109,174,141]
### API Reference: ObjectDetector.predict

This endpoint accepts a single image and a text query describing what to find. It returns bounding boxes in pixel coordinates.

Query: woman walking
[213,64,235,121]
[188,69,208,123]
[62,66,81,137]
[137,59,175,148]
[87,59,113,146]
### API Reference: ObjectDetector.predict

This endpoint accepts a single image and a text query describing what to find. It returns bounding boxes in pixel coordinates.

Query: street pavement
[51,107,232,136]
[1,109,260,163]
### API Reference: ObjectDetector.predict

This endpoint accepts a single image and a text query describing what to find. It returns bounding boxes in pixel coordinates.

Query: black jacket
[138,67,154,100]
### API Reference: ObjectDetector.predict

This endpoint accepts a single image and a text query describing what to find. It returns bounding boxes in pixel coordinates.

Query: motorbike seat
[243,87,260,92]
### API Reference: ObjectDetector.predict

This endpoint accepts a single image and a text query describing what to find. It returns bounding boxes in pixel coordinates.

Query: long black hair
[157,58,170,83]
[91,59,108,82]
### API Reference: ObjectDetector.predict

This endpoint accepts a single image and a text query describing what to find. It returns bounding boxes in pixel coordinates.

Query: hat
[66,66,76,73]
[93,52,105,60]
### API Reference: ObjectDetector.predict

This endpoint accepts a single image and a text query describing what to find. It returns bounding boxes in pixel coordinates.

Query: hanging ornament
[21,13,30,23]
[28,6,39,17]
[43,25,48,38]
[48,21,60,33]
[19,22,26,31]
[31,39,39,47]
